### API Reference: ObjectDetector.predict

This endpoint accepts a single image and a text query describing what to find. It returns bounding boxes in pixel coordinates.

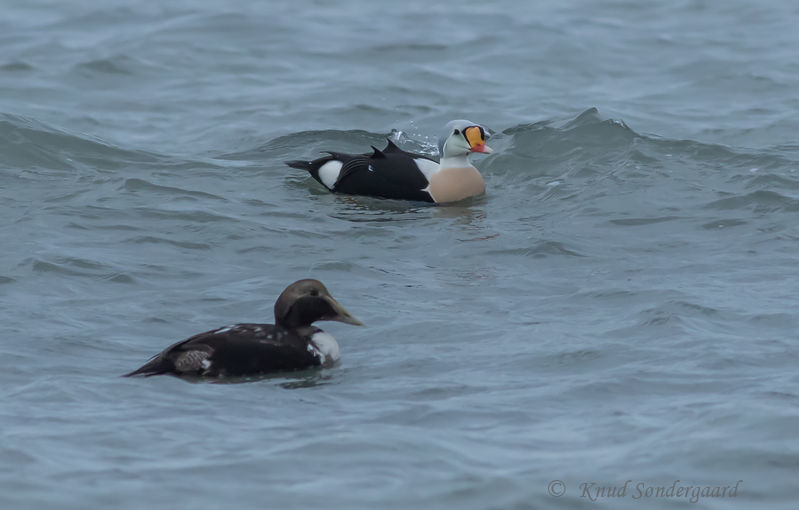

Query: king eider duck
[286,120,493,203]
[123,279,362,378]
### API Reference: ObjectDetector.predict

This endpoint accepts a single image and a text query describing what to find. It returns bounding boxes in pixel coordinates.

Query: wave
[0,112,233,178]
[0,61,35,72]
[0,112,163,172]
[490,107,797,172]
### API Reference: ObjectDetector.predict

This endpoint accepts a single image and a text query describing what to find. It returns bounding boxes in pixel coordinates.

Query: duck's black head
[274,279,363,330]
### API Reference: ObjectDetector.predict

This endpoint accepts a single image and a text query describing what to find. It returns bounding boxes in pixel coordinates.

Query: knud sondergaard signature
[579,480,743,504]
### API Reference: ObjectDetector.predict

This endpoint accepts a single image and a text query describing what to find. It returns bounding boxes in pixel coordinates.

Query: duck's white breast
[427,166,485,203]
[413,158,440,182]
[308,332,340,366]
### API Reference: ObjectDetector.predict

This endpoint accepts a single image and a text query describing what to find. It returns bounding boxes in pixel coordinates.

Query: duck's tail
[285,160,315,172]
[122,355,171,377]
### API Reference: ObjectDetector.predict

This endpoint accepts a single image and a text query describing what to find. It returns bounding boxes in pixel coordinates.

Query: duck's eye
[453,129,460,135]
[309,288,319,297]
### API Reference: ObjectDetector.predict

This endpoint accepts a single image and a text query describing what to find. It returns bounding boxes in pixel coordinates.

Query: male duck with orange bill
[287,120,493,203]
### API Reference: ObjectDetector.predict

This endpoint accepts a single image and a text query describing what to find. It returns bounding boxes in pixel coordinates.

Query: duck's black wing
[287,140,438,203]
[123,324,320,378]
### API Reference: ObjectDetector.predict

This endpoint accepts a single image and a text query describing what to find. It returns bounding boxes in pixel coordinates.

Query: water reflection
[170,369,334,388]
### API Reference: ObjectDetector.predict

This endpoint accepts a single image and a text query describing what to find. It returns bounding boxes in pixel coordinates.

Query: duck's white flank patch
[201,359,212,369]
[318,160,343,189]
[414,158,440,182]
[175,350,210,372]
[309,332,340,365]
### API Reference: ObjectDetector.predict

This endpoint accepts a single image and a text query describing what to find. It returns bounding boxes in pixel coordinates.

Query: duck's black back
[124,323,320,377]
[287,140,437,203]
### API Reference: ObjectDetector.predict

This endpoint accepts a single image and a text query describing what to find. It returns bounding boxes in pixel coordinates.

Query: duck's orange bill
[464,126,493,153]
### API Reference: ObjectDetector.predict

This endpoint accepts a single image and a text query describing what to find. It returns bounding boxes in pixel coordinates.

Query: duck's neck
[439,154,472,169]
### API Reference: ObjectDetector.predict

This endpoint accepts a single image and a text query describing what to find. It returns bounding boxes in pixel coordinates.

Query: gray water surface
[1,1,798,509]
